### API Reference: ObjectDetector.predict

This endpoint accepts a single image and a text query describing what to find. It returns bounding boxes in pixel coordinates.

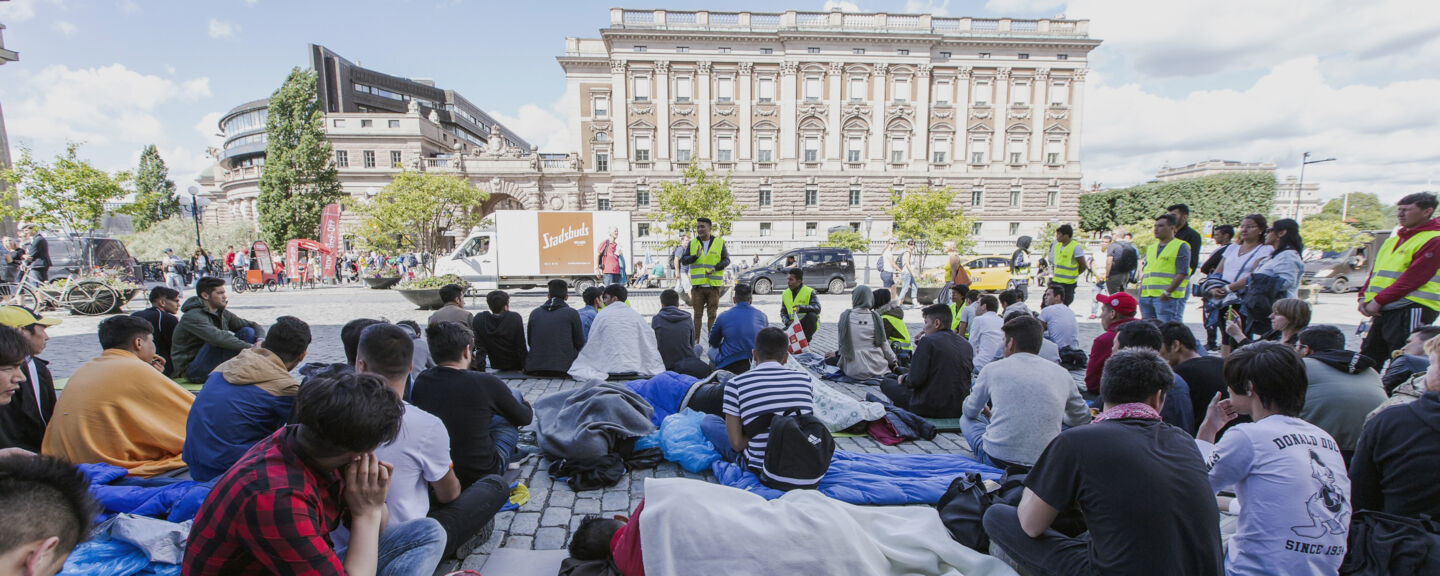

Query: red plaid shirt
[183,426,348,575]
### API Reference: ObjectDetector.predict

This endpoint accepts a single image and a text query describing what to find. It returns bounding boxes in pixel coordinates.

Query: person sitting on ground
[1003,309,1063,365]
[872,289,914,360]
[1114,321,1195,433]
[396,320,434,377]
[1294,325,1386,463]
[578,286,601,341]
[968,295,1004,374]
[954,289,981,337]
[414,321,533,489]
[1226,297,1310,348]
[998,289,1032,319]
[0,455,99,576]
[1038,284,1079,350]
[1381,325,1440,394]
[183,371,447,575]
[472,290,527,372]
[131,286,181,376]
[183,316,312,482]
[1085,292,1140,395]
[42,316,193,477]
[1351,331,1440,518]
[0,329,34,458]
[524,279,585,377]
[778,268,821,341]
[709,283,769,375]
[1195,342,1351,576]
[427,284,472,328]
[353,323,509,560]
[569,284,666,381]
[171,277,265,382]
[879,303,973,418]
[702,327,814,469]
[831,286,897,381]
[1158,321,1229,435]
[962,314,1091,469]
[0,307,58,454]
[652,289,710,378]
[983,347,1222,576]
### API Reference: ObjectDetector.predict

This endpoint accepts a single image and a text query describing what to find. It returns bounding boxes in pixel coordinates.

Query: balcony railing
[610,9,1089,37]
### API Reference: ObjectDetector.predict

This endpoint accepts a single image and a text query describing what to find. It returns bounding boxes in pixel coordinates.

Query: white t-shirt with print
[1197,415,1350,576]
[332,401,452,554]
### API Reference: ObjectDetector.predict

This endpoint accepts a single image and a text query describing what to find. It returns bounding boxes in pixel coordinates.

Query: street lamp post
[1295,152,1336,222]
[789,200,796,240]
[186,186,203,253]
[864,215,873,285]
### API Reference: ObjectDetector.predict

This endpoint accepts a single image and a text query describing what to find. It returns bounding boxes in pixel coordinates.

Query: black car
[739,247,855,295]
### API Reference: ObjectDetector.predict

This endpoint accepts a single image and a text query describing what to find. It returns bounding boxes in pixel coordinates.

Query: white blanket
[639,478,1018,576]
[785,356,887,431]
[569,302,667,381]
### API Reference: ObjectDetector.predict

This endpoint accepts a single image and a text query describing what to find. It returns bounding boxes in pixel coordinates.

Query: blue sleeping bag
[625,371,700,427]
[78,463,212,523]
[713,450,1002,506]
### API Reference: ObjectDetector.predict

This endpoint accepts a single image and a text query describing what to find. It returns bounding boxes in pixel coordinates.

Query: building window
[971,188,984,206]
[637,187,650,207]
[594,96,609,117]
[716,77,734,102]
[758,77,776,102]
[633,76,650,101]
[805,222,818,237]
[972,222,983,235]
[638,223,651,236]
[890,138,906,164]
[1011,81,1029,106]
[717,136,734,162]
[757,137,774,163]
[934,80,951,105]
[1050,81,1068,107]
[676,46,689,53]
[970,140,987,164]
[892,77,910,102]
[1018,53,1030,60]
[979,52,991,59]
[1058,54,1069,60]
[1010,188,1022,207]
[595,153,609,172]
[760,47,774,55]
[932,139,949,163]
[598,198,611,210]
[940,51,952,58]
[634,45,647,52]
[390,151,402,168]
[805,186,818,207]
[807,47,820,54]
[760,222,772,236]
[804,137,819,163]
[849,187,862,206]
[1046,139,1064,165]
[853,48,866,55]
[893,187,905,202]
[847,137,863,162]
[634,136,652,162]
[718,47,731,54]
[332,119,345,128]
[1008,139,1026,164]
[850,221,861,232]
[973,80,991,106]
[361,119,373,128]
[388,119,400,128]
[759,187,772,207]
[898,49,910,55]
[804,76,821,101]
[675,77,693,102]
[335,150,348,168]
[596,132,610,142]
[849,76,866,101]
[1009,222,1021,235]
[1047,189,1059,207]
[363,150,376,168]
[675,136,693,162]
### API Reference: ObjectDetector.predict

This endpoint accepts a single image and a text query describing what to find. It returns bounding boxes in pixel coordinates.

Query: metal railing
[609,9,1089,37]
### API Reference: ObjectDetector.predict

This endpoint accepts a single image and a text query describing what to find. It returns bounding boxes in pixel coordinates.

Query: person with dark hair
[1250,218,1306,301]
[998,288,1031,318]
[427,284,472,329]
[953,288,980,336]
[1085,292,1140,395]
[652,289,709,378]
[0,455,99,575]
[1115,320,1194,433]
[709,283,768,374]
[701,327,813,468]
[1198,224,1236,351]
[131,285,181,376]
[185,372,448,575]
[880,303,973,418]
[578,286,601,339]
[1158,321,1227,435]
[1139,213,1191,324]
[0,307,59,455]
[472,290,527,371]
[414,321,532,491]
[1381,324,1440,393]
[831,286,898,380]
[394,319,435,377]
[1359,191,1440,365]
[968,295,1003,373]
[984,347,1221,576]
[184,316,313,482]
[524,279,585,376]
[680,217,731,340]
[570,284,666,380]
[0,328,34,457]
[1106,230,1138,295]
[353,323,509,561]
[962,314,1090,468]
[1038,284,1078,350]
[342,318,383,366]
[872,288,913,360]
[1293,325,1385,461]
[1048,224,1087,305]
[779,268,821,341]
[43,316,192,477]
[1351,332,1440,520]
[171,277,265,382]
[1168,203,1202,277]
[1207,214,1271,354]
[1196,342,1350,576]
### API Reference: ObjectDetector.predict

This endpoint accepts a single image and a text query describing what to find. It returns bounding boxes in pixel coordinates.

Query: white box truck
[434,210,633,290]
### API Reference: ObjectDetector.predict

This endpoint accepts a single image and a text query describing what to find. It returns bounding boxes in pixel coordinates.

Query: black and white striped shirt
[723,361,814,471]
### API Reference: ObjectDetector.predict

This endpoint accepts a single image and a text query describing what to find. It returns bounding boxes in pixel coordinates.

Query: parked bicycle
[0,269,119,316]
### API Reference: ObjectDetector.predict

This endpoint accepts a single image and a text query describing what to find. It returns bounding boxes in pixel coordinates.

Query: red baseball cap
[1095,292,1137,316]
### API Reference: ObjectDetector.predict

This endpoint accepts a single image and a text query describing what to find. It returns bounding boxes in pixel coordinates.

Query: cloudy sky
[1,0,1437,202]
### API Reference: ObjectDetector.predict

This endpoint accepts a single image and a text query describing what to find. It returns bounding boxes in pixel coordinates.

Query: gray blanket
[533,380,656,460]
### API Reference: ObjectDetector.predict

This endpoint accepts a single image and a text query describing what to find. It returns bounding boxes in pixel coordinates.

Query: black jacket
[1175,224,1203,273]
[1351,392,1440,518]
[473,311,527,371]
[132,307,179,376]
[902,329,974,418]
[651,306,697,370]
[1200,245,1227,275]
[25,235,49,270]
[525,299,584,375]
[0,357,54,452]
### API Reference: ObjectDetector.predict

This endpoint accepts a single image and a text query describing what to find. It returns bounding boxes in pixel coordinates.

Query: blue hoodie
[709,301,768,369]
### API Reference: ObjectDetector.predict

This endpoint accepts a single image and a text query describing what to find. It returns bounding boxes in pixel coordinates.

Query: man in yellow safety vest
[1358,192,1440,365]
[1048,225,1087,306]
[1138,213,1191,324]
[679,217,730,340]
[780,268,821,340]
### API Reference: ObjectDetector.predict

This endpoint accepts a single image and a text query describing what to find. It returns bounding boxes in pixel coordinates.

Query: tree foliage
[654,164,742,246]
[1308,193,1392,231]
[819,228,869,253]
[1077,173,1277,233]
[1301,218,1374,255]
[258,67,342,247]
[122,215,257,262]
[119,144,181,231]
[886,186,975,269]
[348,171,488,272]
[0,143,129,234]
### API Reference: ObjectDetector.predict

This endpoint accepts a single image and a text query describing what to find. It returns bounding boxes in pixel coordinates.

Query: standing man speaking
[1359,192,1440,365]
[680,218,730,340]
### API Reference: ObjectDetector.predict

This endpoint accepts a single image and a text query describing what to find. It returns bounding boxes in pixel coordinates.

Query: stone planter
[397,288,446,310]
[364,276,403,290]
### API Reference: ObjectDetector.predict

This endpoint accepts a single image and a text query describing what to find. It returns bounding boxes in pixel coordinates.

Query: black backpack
[744,409,834,491]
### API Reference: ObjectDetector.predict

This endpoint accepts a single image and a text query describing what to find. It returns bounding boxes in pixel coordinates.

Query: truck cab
[436,231,496,287]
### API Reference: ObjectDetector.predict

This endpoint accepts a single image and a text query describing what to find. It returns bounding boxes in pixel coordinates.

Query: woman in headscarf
[834,285,897,380]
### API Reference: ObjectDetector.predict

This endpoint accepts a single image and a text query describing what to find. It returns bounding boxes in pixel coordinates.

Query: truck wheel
[573,277,597,292]
[827,277,846,294]
[1330,277,1349,293]
[753,278,772,295]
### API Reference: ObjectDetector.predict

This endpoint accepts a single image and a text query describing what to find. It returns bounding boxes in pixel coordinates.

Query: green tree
[885,186,975,270]
[122,215,256,261]
[654,164,742,246]
[348,171,487,272]
[1076,173,1277,233]
[819,228,869,252]
[257,67,342,247]
[119,144,180,231]
[1308,193,1392,231]
[0,143,129,234]
[1301,218,1374,255]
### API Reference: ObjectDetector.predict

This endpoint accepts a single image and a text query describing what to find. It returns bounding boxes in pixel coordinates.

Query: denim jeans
[376,518,446,576]
[429,474,508,558]
[959,413,1005,469]
[1139,296,1185,324]
[700,414,741,463]
[897,272,920,304]
[603,273,622,286]
[185,326,257,382]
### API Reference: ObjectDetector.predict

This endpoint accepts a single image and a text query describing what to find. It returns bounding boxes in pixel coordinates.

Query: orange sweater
[42,349,194,477]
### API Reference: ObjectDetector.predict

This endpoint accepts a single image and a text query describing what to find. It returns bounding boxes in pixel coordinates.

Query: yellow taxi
[961,254,1023,293]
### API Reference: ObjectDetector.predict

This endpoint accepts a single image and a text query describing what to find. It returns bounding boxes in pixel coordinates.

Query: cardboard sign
[537,212,593,274]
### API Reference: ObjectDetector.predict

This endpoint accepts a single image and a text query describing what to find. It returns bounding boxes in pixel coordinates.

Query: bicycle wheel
[265,280,278,292]
[65,281,120,316]
[0,283,39,310]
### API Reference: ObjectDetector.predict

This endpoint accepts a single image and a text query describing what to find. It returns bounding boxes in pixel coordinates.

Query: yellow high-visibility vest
[688,237,725,287]
[949,302,966,334]
[1141,240,1185,298]
[881,314,914,351]
[1364,231,1440,311]
[1051,241,1080,285]
[782,286,815,321]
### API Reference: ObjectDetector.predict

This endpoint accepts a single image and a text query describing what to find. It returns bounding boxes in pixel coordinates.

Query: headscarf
[837,286,888,364]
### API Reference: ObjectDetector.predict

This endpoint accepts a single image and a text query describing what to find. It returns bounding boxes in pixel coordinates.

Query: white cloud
[0,1,37,23]
[51,20,76,37]
[487,84,577,155]
[119,0,140,14]
[180,77,211,99]
[6,64,212,150]
[244,0,258,5]
[194,111,224,148]
[822,1,862,12]
[207,18,236,39]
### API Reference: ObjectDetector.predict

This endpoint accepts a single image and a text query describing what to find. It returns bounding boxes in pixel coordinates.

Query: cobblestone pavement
[38,284,1367,573]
